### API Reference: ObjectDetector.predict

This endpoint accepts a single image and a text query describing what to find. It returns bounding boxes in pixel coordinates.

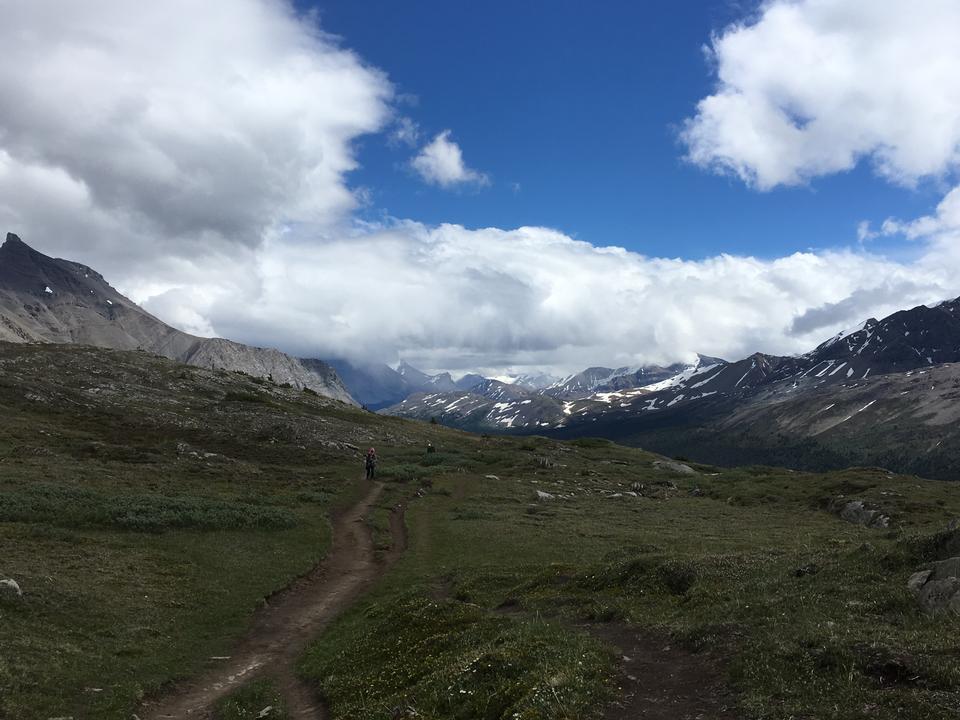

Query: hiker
[426,442,435,454]
[365,447,378,480]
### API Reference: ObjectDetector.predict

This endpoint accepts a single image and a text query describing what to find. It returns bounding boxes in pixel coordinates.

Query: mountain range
[385,299,960,480]
[6,231,960,480]
[0,233,354,403]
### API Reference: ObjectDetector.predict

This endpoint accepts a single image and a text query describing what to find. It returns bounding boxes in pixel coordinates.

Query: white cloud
[389,116,421,148]
[0,0,392,278]
[162,221,956,374]
[1,0,957,377]
[411,131,489,188]
[856,221,878,244]
[882,186,960,241]
[682,0,960,190]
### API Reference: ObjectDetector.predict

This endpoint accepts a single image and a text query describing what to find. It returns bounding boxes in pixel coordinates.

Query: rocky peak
[3,232,26,247]
[1,233,41,262]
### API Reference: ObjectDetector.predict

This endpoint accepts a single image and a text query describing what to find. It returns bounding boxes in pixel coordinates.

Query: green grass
[4,344,960,720]
[0,482,298,531]
[0,344,374,719]
[301,438,960,720]
[214,679,288,720]
[305,595,611,720]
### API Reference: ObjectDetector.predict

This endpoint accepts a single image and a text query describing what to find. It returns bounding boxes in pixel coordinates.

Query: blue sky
[313,0,938,262]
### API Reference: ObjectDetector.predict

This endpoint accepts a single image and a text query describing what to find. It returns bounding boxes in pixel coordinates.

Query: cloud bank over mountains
[1,0,958,374]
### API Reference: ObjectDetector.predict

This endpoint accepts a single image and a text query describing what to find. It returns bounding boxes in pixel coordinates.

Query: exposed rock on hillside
[0,233,354,403]
[0,578,22,598]
[909,558,960,614]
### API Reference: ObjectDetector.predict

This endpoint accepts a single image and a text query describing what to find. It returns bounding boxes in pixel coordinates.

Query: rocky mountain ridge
[0,233,355,403]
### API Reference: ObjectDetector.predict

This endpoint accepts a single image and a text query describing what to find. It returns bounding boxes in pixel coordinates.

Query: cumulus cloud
[165,222,955,374]
[682,0,960,190]
[1,0,958,376]
[0,0,392,276]
[410,131,489,188]
[882,186,960,241]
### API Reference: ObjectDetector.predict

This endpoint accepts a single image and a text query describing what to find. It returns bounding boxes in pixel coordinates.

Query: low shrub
[0,483,297,532]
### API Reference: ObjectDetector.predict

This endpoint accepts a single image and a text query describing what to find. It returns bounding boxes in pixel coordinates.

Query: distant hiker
[426,442,435,454]
[365,447,378,480]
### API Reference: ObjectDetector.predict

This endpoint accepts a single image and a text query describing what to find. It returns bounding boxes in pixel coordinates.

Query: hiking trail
[139,480,405,719]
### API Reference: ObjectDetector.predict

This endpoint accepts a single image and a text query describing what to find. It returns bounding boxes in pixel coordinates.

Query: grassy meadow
[0,344,958,719]
[302,439,960,720]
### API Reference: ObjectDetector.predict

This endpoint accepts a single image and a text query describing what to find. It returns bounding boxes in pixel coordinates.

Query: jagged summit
[0,233,355,403]
[1,233,44,267]
[4,232,25,247]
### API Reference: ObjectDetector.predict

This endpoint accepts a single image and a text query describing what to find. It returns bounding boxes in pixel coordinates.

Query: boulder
[930,557,960,581]
[652,460,696,475]
[0,578,22,597]
[918,577,960,615]
[907,557,960,614]
[907,570,932,596]
[535,490,556,502]
[837,499,890,529]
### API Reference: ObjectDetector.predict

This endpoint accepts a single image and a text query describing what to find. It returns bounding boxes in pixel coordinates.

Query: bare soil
[592,624,740,720]
[139,481,403,719]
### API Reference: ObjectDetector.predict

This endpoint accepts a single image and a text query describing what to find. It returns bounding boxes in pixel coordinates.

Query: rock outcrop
[0,578,22,597]
[831,498,891,529]
[908,558,960,614]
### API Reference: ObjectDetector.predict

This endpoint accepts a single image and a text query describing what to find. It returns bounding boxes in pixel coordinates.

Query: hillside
[0,233,355,403]
[2,343,960,719]
[566,361,960,481]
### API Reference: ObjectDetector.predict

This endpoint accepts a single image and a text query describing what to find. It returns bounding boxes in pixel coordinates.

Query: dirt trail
[593,624,739,720]
[139,481,404,720]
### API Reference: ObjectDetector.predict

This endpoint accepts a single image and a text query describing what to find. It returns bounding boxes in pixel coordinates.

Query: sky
[312,0,941,261]
[1,0,960,375]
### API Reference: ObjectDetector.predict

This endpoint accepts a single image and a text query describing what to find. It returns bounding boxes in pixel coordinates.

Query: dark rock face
[325,359,410,410]
[773,302,960,388]
[325,359,473,410]
[0,233,354,403]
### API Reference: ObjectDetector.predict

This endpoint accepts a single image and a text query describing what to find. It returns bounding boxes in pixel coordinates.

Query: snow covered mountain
[0,233,355,403]
[385,297,960,451]
[489,372,562,391]
[544,362,694,399]
[383,357,718,430]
